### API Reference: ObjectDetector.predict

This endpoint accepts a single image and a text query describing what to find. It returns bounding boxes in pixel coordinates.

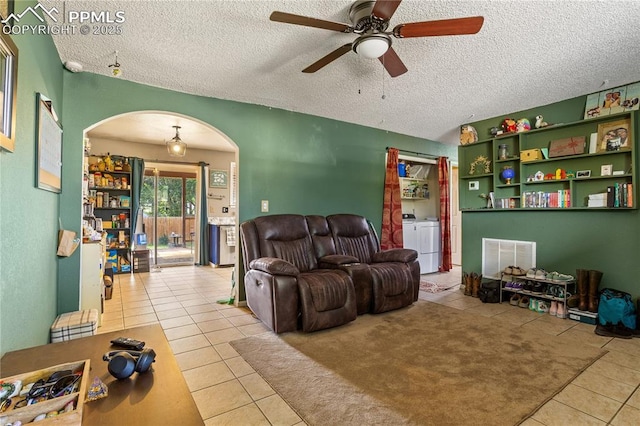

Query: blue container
[398,163,406,177]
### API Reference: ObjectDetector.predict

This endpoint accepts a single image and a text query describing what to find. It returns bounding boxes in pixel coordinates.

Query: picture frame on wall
[36,93,63,193]
[596,118,631,153]
[209,169,228,188]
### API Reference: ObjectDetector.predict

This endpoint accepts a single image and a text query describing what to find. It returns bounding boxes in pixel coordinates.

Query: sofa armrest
[372,249,418,263]
[318,254,360,268]
[249,257,300,276]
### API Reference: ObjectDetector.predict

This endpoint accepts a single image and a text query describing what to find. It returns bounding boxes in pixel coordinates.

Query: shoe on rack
[511,281,523,291]
[595,322,633,339]
[510,294,521,306]
[526,268,537,278]
[546,285,557,298]
[518,296,530,308]
[556,302,567,319]
[511,266,526,276]
[546,271,559,282]
[523,280,534,292]
[537,300,549,313]
[532,282,546,294]
[534,269,547,280]
[553,273,574,283]
[529,297,538,311]
[504,281,513,290]
[549,300,558,316]
[504,266,514,275]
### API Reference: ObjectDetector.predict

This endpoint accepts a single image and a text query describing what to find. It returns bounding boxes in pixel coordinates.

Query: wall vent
[482,238,536,279]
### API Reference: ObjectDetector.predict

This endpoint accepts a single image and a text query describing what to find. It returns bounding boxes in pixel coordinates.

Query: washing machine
[403,215,440,274]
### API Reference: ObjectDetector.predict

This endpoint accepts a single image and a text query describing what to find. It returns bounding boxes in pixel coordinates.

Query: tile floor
[101,265,640,425]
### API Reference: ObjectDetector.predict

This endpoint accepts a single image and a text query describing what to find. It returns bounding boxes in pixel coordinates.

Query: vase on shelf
[501,166,515,185]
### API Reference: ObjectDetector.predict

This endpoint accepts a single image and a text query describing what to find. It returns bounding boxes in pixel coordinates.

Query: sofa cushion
[298,270,357,332]
[254,215,317,272]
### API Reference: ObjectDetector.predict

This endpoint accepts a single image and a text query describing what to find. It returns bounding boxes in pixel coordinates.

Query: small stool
[50,309,99,343]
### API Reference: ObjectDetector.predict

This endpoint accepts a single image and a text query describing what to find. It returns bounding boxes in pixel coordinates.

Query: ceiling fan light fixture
[353,34,390,59]
[166,125,187,157]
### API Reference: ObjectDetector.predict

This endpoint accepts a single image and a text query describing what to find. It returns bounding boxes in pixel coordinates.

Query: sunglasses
[12,371,82,409]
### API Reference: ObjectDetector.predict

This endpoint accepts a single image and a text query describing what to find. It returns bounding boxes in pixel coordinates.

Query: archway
[81,110,239,292]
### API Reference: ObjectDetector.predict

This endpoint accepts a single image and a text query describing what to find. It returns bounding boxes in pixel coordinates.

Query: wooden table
[0,324,204,425]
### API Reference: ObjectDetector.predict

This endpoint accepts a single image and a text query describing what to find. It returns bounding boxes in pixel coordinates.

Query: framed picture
[0,16,18,152]
[601,164,612,176]
[576,170,591,178]
[209,169,228,188]
[597,119,631,153]
[36,93,63,193]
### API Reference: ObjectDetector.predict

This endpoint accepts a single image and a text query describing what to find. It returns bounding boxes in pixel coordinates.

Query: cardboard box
[520,149,543,162]
[0,359,90,425]
[568,308,598,325]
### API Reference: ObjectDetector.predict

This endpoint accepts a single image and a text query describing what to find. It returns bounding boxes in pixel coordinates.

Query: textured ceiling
[43,0,640,146]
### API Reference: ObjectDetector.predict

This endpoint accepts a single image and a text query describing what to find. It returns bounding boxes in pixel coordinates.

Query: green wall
[57,73,457,321]
[464,96,640,297]
[0,2,64,356]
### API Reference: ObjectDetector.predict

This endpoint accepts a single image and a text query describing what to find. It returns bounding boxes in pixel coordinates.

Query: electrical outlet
[261,200,269,212]
[469,181,479,190]
[222,207,229,213]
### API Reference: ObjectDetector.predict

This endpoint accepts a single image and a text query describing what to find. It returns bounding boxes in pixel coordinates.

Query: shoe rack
[499,273,576,317]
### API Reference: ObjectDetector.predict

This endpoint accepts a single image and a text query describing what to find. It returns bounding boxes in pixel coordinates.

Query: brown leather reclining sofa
[240,214,420,333]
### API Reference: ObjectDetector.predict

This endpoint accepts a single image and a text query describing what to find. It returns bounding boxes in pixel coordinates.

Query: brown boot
[463,272,472,296]
[576,269,589,311]
[588,270,603,313]
[472,273,482,298]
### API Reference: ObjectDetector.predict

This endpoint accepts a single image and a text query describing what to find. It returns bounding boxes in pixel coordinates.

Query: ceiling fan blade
[393,16,484,38]
[378,46,407,78]
[302,44,353,73]
[270,11,352,33]
[372,0,403,21]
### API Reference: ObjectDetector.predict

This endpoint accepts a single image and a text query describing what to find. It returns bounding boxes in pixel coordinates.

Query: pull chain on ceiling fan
[270,0,484,77]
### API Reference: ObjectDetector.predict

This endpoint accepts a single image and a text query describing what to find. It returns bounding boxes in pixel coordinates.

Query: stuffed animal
[516,118,531,133]
[501,118,517,133]
[460,125,478,145]
[535,115,549,128]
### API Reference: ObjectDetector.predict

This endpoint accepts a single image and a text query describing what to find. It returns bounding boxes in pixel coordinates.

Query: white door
[451,165,462,265]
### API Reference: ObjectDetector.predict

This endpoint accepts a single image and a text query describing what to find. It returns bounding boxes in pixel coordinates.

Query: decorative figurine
[535,115,549,128]
[516,118,531,133]
[460,125,478,145]
[501,118,517,133]
[490,126,502,137]
[87,376,109,401]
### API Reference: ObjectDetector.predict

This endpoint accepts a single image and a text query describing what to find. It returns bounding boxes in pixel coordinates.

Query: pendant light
[166,125,187,157]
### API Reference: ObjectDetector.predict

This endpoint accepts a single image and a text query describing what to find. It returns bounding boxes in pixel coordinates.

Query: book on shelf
[522,190,571,208]
[607,183,634,208]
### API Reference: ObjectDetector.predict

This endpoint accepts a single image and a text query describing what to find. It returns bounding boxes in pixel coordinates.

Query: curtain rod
[146,159,209,166]
[385,147,440,160]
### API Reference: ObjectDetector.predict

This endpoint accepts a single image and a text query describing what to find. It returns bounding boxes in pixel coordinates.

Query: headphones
[102,348,156,380]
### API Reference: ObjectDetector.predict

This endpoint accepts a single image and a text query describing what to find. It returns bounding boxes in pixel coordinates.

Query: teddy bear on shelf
[460,125,478,145]
[535,115,549,129]
[501,118,517,133]
[516,118,531,133]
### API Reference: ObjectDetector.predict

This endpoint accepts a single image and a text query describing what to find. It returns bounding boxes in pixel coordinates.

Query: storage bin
[50,309,99,343]
[0,359,90,425]
[132,250,150,273]
[520,149,543,162]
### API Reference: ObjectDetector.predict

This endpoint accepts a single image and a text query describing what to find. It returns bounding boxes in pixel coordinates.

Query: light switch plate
[469,181,479,190]
[261,200,269,212]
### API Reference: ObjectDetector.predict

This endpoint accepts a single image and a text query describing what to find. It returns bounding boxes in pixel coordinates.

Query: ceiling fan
[270,0,484,77]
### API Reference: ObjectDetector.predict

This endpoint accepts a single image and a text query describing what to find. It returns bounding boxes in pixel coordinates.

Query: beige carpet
[231,301,606,426]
